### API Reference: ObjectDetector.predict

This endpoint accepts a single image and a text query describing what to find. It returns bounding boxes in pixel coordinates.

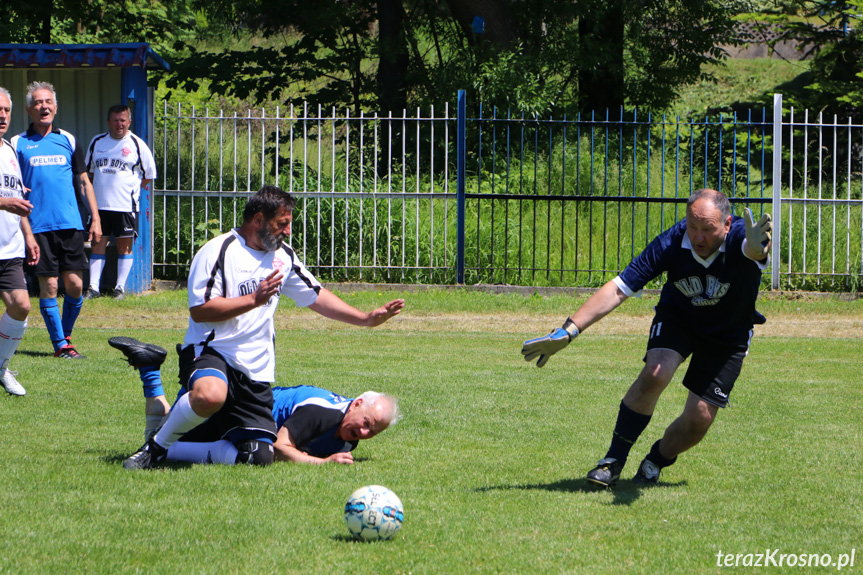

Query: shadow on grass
[330,533,398,544]
[17,349,56,358]
[474,477,687,506]
[100,451,373,467]
[101,451,195,470]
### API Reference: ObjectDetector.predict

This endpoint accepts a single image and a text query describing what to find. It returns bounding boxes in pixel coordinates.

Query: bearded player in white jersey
[123,185,404,469]
[84,104,157,300]
[0,87,40,395]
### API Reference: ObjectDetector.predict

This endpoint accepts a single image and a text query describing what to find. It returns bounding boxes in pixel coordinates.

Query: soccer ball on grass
[344,485,404,541]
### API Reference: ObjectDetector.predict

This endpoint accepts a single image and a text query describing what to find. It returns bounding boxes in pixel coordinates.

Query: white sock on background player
[116,254,133,291]
[0,312,26,370]
[89,254,106,291]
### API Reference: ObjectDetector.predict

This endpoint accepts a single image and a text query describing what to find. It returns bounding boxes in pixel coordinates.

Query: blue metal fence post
[457,90,466,284]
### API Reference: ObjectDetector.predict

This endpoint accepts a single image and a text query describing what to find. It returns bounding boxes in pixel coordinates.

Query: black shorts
[645,313,751,408]
[177,346,278,443]
[34,229,89,276]
[99,210,137,240]
[0,258,26,291]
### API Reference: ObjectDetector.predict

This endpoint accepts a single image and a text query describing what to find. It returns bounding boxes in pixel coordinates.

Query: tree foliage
[732,0,863,115]
[0,0,197,60]
[17,0,859,116]
[163,0,739,116]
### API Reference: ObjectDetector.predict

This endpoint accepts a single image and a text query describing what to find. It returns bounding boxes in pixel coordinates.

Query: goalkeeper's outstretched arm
[521,280,629,367]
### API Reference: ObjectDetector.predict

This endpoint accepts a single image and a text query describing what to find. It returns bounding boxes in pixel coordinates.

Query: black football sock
[646,439,677,468]
[604,401,652,465]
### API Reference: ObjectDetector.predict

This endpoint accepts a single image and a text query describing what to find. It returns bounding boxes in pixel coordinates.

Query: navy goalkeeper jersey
[272,385,357,457]
[616,216,766,340]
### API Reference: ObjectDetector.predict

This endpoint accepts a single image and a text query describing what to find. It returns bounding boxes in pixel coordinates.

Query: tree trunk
[37,3,52,43]
[578,0,625,114]
[377,0,410,114]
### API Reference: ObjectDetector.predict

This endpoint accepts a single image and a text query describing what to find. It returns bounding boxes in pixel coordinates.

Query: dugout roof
[0,43,170,70]
[0,42,169,295]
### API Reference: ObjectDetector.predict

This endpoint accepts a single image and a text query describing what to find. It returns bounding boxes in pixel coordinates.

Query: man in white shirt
[84,104,156,300]
[123,185,405,469]
[0,87,40,395]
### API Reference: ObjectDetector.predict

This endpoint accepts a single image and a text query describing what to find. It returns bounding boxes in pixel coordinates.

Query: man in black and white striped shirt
[84,104,157,300]
[123,185,404,469]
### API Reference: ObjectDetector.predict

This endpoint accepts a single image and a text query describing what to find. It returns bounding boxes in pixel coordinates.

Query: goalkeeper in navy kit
[522,188,772,486]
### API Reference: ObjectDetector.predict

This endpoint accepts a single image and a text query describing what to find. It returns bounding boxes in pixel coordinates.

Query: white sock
[89,255,106,291]
[0,312,27,370]
[152,394,207,449]
[166,440,239,465]
[116,254,133,291]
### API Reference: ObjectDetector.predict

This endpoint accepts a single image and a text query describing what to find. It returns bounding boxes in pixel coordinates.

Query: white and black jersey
[183,229,321,382]
[0,141,25,260]
[85,131,156,212]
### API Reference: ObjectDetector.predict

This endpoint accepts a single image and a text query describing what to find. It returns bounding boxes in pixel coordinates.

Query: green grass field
[0,289,860,574]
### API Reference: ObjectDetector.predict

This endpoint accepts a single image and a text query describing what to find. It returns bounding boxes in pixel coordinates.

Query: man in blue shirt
[110,336,401,466]
[11,82,102,359]
[522,188,772,486]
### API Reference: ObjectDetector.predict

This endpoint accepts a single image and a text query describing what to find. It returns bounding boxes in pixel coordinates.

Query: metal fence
[153,93,863,291]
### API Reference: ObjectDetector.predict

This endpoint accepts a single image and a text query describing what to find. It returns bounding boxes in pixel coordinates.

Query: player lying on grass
[111,337,401,465]
[522,188,772,487]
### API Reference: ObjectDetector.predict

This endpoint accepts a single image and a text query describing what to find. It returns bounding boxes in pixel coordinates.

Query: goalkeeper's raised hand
[521,318,580,368]
[743,208,772,259]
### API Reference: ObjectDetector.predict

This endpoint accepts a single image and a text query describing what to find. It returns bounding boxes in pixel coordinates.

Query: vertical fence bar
[444,102,450,271]
[831,114,838,281]
[817,112,823,287]
[401,108,406,281]
[316,104,322,269]
[456,90,466,284]
[429,106,434,274]
[786,108,794,285]
[771,93,783,290]
[373,112,379,277]
[359,110,365,279]
[803,109,809,283]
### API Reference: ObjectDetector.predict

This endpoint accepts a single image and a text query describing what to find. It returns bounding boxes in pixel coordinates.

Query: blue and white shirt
[11,125,87,234]
[614,217,768,340]
[272,385,357,457]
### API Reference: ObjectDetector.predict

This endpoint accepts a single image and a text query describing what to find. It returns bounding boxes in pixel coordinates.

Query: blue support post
[121,66,153,294]
[456,90,466,284]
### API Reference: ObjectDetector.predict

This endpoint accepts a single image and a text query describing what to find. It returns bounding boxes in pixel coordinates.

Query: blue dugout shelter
[0,43,169,294]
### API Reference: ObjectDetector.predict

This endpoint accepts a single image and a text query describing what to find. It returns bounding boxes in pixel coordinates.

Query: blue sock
[40,298,66,351]
[62,295,84,338]
[139,366,165,398]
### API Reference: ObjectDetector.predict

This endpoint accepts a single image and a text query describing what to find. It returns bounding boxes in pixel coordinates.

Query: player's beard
[257,226,285,252]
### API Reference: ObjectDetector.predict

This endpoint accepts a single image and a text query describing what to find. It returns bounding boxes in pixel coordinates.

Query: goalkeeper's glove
[521,318,579,368]
[743,208,772,258]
